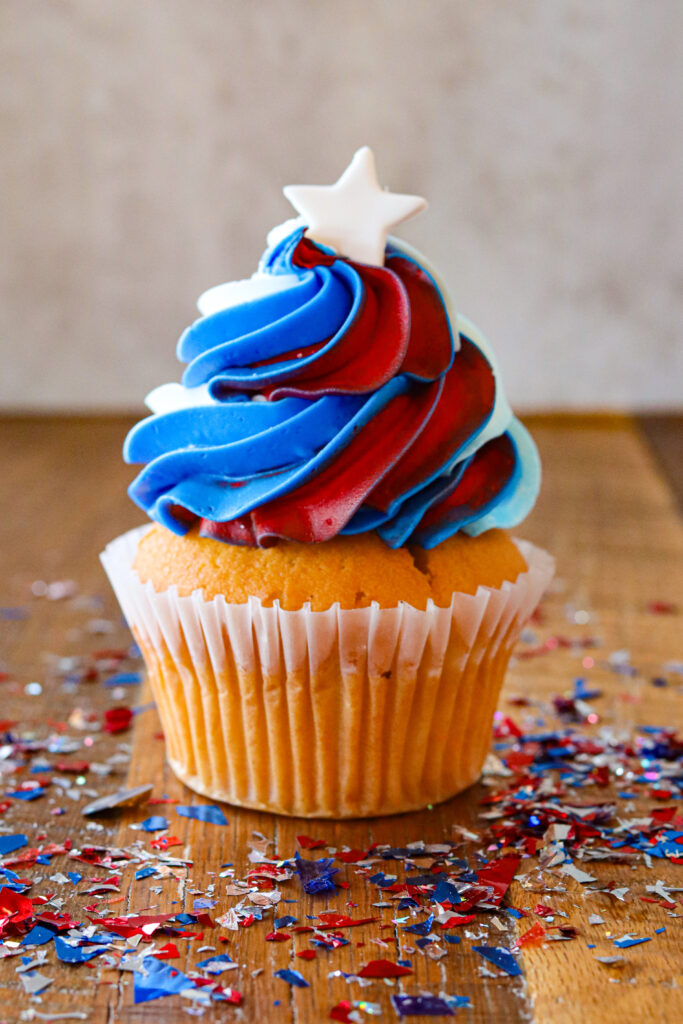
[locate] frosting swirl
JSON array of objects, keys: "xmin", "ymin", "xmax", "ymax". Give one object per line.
[{"xmin": 125, "ymin": 229, "xmax": 540, "ymax": 548}]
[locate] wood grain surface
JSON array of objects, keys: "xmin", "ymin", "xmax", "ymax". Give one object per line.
[{"xmin": 0, "ymin": 414, "xmax": 681, "ymax": 1024}]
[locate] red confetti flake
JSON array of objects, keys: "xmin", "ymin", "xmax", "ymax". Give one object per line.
[
  {"xmin": 195, "ymin": 914, "xmax": 214, "ymax": 929},
  {"xmin": 515, "ymin": 921, "xmax": 547, "ymax": 948},
  {"xmin": 0, "ymin": 801, "xmax": 11, "ymax": 814},
  {"xmin": 55, "ymin": 760, "xmax": 90, "ymax": 773},
  {"xmin": 493, "ymin": 715, "xmax": 523, "ymax": 739},
  {"xmin": 92, "ymin": 647, "xmax": 129, "ymax": 660},
  {"xmin": 317, "ymin": 912, "xmax": 379, "ymax": 930},
  {"xmin": 265, "ymin": 932, "xmax": 291, "ymax": 942},
  {"xmin": 150, "ymin": 835, "xmax": 183, "ymax": 850},
  {"xmin": 440, "ymin": 913, "xmax": 476, "ymax": 928},
  {"xmin": 297, "ymin": 834, "xmax": 327, "ymax": 850},
  {"xmin": 335, "ymin": 848, "xmax": 371, "ymax": 863},
  {"xmin": 147, "ymin": 797, "xmax": 179, "ymax": 805},
  {"xmin": 239, "ymin": 914, "xmax": 256, "ymax": 928},
  {"xmin": 153, "ymin": 943, "xmax": 180, "ymax": 959},
  {"xmin": 647, "ymin": 600, "xmax": 677, "ymax": 614},
  {"xmin": 296, "ymin": 949, "xmax": 316, "ymax": 960},
  {"xmin": 0, "ymin": 887, "xmax": 34, "ymax": 937},
  {"xmin": 358, "ymin": 959, "xmax": 413, "ymax": 979},
  {"xmin": 504, "ymin": 750, "xmax": 536, "ymax": 770},
  {"xmin": 104, "ymin": 707, "xmax": 133, "ymax": 734},
  {"xmin": 218, "ymin": 988, "xmax": 242, "ymax": 1006},
  {"xmin": 590, "ymin": 765, "xmax": 610, "ymax": 788},
  {"xmin": 533, "ymin": 904, "xmax": 555, "ymax": 918},
  {"xmin": 35, "ymin": 910, "xmax": 80, "ymax": 931},
  {"xmin": 330, "ymin": 1002, "xmax": 355, "ymax": 1023},
  {"xmin": 94, "ymin": 912, "xmax": 177, "ymax": 938}
]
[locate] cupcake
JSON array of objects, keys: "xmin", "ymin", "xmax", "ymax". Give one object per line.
[{"xmin": 102, "ymin": 147, "xmax": 553, "ymax": 818}]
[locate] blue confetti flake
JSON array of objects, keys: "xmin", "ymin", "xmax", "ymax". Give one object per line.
[
  {"xmin": 614, "ymin": 935, "xmax": 652, "ymax": 949},
  {"xmin": 403, "ymin": 913, "xmax": 435, "ymax": 936},
  {"xmin": 432, "ymin": 878, "xmax": 462, "ymax": 905},
  {"xmin": 134, "ymin": 956, "xmax": 193, "ymax": 1003},
  {"xmin": 7, "ymin": 788, "xmax": 45, "ymax": 801},
  {"xmin": 274, "ymin": 968, "xmax": 309, "ymax": 988},
  {"xmin": 135, "ymin": 866, "xmax": 157, "ymax": 881},
  {"xmin": 444, "ymin": 934, "xmax": 462, "ymax": 944},
  {"xmin": 66, "ymin": 872, "xmax": 81, "ymax": 885},
  {"xmin": 294, "ymin": 851, "xmax": 338, "ymax": 895},
  {"xmin": 54, "ymin": 936, "xmax": 109, "ymax": 963},
  {"xmin": 368, "ymin": 871, "xmax": 397, "ymax": 888},
  {"xmin": 104, "ymin": 672, "xmax": 142, "ymax": 687},
  {"xmin": 197, "ymin": 953, "xmax": 234, "ymax": 974},
  {"xmin": 193, "ymin": 898, "xmax": 217, "ymax": 910},
  {"xmin": 391, "ymin": 993, "xmax": 454, "ymax": 1017},
  {"xmin": 0, "ymin": 835, "xmax": 28, "ymax": 856},
  {"xmin": 176, "ymin": 804, "xmax": 228, "ymax": 826},
  {"xmin": 573, "ymin": 677, "xmax": 601, "ymax": 701},
  {"xmin": 0, "ymin": 607, "xmax": 28, "ymax": 620},
  {"xmin": 472, "ymin": 945, "xmax": 522, "ymax": 976},
  {"xmin": 311, "ymin": 934, "xmax": 349, "ymax": 949},
  {"xmin": 139, "ymin": 816, "xmax": 170, "ymax": 832},
  {"xmin": 274, "ymin": 915, "xmax": 297, "ymax": 929},
  {"xmin": 21, "ymin": 925, "xmax": 56, "ymax": 946}
]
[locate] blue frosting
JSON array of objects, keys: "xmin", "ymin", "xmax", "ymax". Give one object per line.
[{"xmin": 124, "ymin": 229, "xmax": 541, "ymax": 548}]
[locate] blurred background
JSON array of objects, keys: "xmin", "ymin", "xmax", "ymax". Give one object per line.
[{"xmin": 1, "ymin": 0, "xmax": 681, "ymax": 413}]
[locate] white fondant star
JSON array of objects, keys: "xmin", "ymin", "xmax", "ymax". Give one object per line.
[{"xmin": 283, "ymin": 147, "xmax": 427, "ymax": 267}]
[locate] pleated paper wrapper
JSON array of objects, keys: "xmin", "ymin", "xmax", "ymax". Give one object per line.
[{"xmin": 101, "ymin": 526, "xmax": 554, "ymax": 819}]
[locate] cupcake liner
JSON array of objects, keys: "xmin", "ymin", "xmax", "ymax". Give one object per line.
[{"xmin": 101, "ymin": 526, "xmax": 554, "ymax": 818}]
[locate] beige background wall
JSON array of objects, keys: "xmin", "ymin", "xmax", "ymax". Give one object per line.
[{"xmin": 1, "ymin": 0, "xmax": 681, "ymax": 412}]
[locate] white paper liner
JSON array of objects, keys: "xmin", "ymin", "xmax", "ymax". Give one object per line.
[{"xmin": 101, "ymin": 526, "xmax": 554, "ymax": 818}]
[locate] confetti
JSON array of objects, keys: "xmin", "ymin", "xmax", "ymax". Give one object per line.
[
  {"xmin": 82, "ymin": 783, "xmax": 153, "ymax": 816},
  {"xmin": 0, "ymin": 835, "xmax": 28, "ymax": 857},
  {"xmin": 391, "ymin": 994, "xmax": 455, "ymax": 1017},
  {"xmin": 138, "ymin": 816, "xmax": 170, "ymax": 832},
  {"xmin": 103, "ymin": 707, "xmax": 133, "ymax": 733},
  {"xmin": 104, "ymin": 672, "xmax": 142, "ymax": 687},
  {"xmin": 54, "ymin": 937, "xmax": 109, "ymax": 963},
  {"xmin": 613, "ymin": 935, "xmax": 652, "ymax": 949},
  {"xmin": 133, "ymin": 957, "xmax": 193, "ymax": 1003},
  {"xmin": 295, "ymin": 851, "xmax": 339, "ymax": 895},
  {"xmin": 274, "ymin": 967, "xmax": 309, "ymax": 987},
  {"xmin": 358, "ymin": 959, "xmax": 413, "ymax": 979},
  {"xmin": 472, "ymin": 946, "xmax": 522, "ymax": 976},
  {"xmin": 297, "ymin": 834, "xmax": 327, "ymax": 850},
  {"xmin": 176, "ymin": 804, "xmax": 228, "ymax": 826},
  {"xmin": 196, "ymin": 953, "xmax": 235, "ymax": 974},
  {"xmin": 19, "ymin": 971, "xmax": 54, "ymax": 996}
]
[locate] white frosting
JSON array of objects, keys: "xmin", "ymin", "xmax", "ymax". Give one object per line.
[
  {"xmin": 145, "ymin": 382, "xmax": 216, "ymax": 415},
  {"xmin": 265, "ymin": 216, "xmax": 307, "ymax": 254},
  {"xmin": 197, "ymin": 271, "xmax": 301, "ymax": 317}
]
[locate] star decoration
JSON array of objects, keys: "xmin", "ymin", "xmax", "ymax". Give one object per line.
[{"xmin": 283, "ymin": 147, "xmax": 427, "ymax": 267}]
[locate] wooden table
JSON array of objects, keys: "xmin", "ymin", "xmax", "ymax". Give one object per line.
[{"xmin": 0, "ymin": 414, "xmax": 681, "ymax": 1024}]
